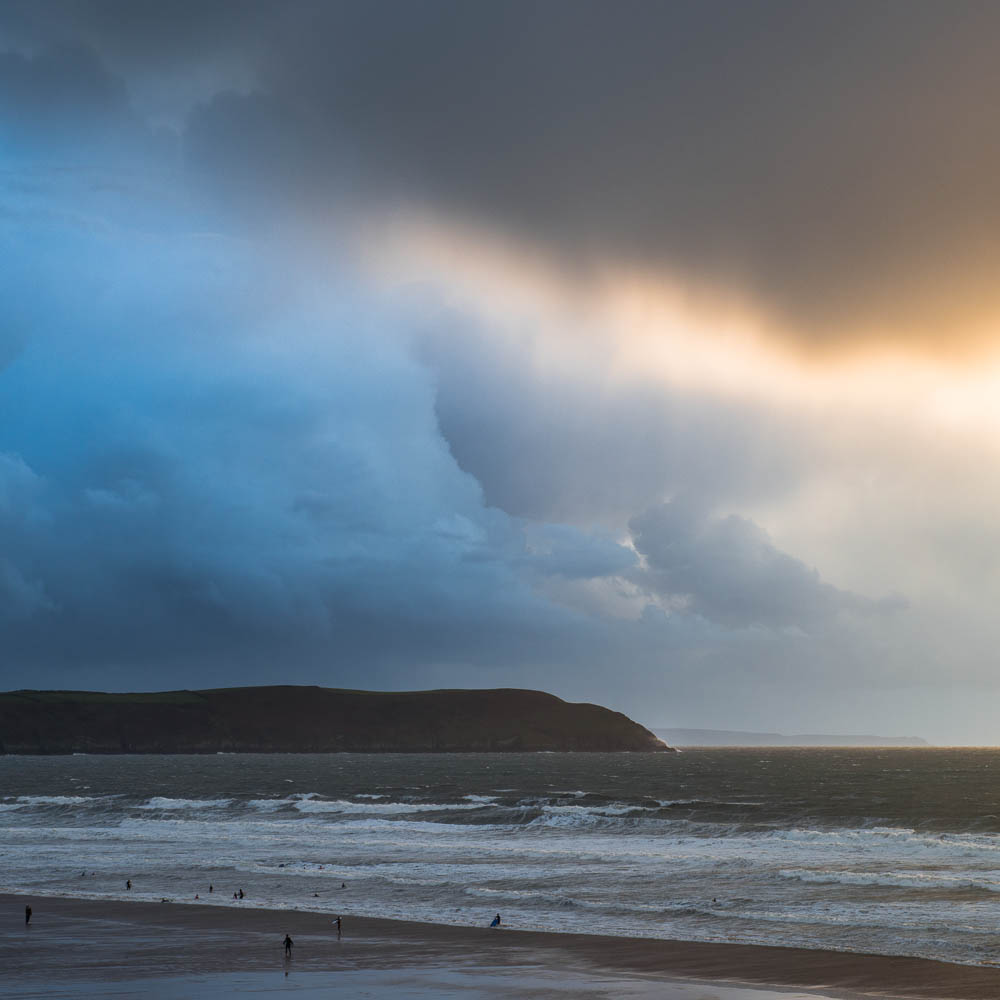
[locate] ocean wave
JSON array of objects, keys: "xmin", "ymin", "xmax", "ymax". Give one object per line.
[
  {"xmin": 238, "ymin": 793, "xmax": 497, "ymax": 815},
  {"xmin": 138, "ymin": 797, "xmax": 233, "ymax": 810},
  {"xmin": 246, "ymin": 798, "xmax": 293, "ymax": 811},
  {"xmin": 14, "ymin": 795, "xmax": 99, "ymax": 806},
  {"xmin": 656, "ymin": 799, "xmax": 764, "ymax": 809},
  {"xmin": 290, "ymin": 797, "xmax": 488, "ymax": 815},
  {"xmin": 760, "ymin": 826, "xmax": 1000, "ymax": 855},
  {"xmin": 779, "ymin": 867, "xmax": 1000, "ymax": 892},
  {"xmin": 524, "ymin": 804, "xmax": 658, "ymax": 829}
]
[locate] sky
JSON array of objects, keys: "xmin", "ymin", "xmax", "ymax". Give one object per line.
[{"xmin": 3, "ymin": 2, "xmax": 1000, "ymax": 743}]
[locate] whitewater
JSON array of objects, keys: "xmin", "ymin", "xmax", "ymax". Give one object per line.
[{"xmin": 3, "ymin": 749, "xmax": 1000, "ymax": 967}]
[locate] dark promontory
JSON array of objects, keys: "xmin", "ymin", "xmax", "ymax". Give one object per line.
[{"xmin": 0, "ymin": 686, "xmax": 672, "ymax": 754}]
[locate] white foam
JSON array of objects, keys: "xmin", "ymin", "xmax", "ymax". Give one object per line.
[
  {"xmin": 14, "ymin": 795, "xmax": 97, "ymax": 806},
  {"xmin": 779, "ymin": 867, "xmax": 1000, "ymax": 892},
  {"xmin": 290, "ymin": 797, "xmax": 489, "ymax": 815},
  {"xmin": 138, "ymin": 797, "xmax": 232, "ymax": 810}
]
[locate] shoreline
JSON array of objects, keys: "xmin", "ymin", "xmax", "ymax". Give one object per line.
[{"xmin": 8, "ymin": 893, "xmax": 1000, "ymax": 999}]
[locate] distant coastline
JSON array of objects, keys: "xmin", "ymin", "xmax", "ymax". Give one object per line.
[
  {"xmin": 655, "ymin": 727, "xmax": 929, "ymax": 747},
  {"xmin": 0, "ymin": 686, "xmax": 673, "ymax": 754}
]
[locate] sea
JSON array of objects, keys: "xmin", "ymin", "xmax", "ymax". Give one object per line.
[{"xmin": 3, "ymin": 748, "xmax": 1000, "ymax": 967}]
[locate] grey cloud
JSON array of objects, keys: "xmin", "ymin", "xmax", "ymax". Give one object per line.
[
  {"xmin": 629, "ymin": 499, "xmax": 904, "ymax": 630},
  {"xmin": 0, "ymin": 558, "xmax": 54, "ymax": 622},
  {"xmin": 11, "ymin": 1, "xmax": 1000, "ymax": 346},
  {"xmin": 520, "ymin": 524, "xmax": 636, "ymax": 580},
  {"xmin": 182, "ymin": 90, "xmax": 349, "ymax": 222},
  {"xmin": 0, "ymin": 44, "xmax": 171, "ymax": 165},
  {"xmin": 417, "ymin": 313, "xmax": 812, "ymax": 525},
  {"xmin": 0, "ymin": 451, "xmax": 41, "ymax": 512}
]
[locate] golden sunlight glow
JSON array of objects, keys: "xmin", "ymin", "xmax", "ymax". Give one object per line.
[{"xmin": 358, "ymin": 210, "xmax": 1000, "ymax": 438}]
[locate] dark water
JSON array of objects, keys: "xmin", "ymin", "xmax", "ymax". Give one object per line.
[{"xmin": 4, "ymin": 749, "xmax": 1000, "ymax": 965}]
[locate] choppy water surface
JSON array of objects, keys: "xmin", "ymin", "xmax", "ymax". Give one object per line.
[{"xmin": 4, "ymin": 749, "xmax": 1000, "ymax": 966}]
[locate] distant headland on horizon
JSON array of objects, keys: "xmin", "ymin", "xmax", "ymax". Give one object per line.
[{"xmin": 655, "ymin": 727, "xmax": 929, "ymax": 747}]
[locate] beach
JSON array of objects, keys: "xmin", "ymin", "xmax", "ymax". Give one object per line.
[{"xmin": 7, "ymin": 893, "xmax": 1000, "ymax": 999}]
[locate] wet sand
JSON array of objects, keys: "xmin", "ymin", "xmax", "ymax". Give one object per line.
[{"xmin": 6, "ymin": 893, "xmax": 1000, "ymax": 999}]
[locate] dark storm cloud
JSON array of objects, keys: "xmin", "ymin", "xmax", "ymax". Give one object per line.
[
  {"xmin": 9, "ymin": 1, "xmax": 1000, "ymax": 347},
  {"xmin": 0, "ymin": 44, "xmax": 170, "ymax": 165},
  {"xmin": 0, "ymin": 118, "xmax": 640, "ymax": 693}
]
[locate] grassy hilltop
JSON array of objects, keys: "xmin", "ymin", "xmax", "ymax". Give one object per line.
[{"xmin": 0, "ymin": 686, "xmax": 672, "ymax": 754}]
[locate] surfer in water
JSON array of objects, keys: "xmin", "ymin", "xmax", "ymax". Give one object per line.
[{"xmin": 489, "ymin": 913, "xmax": 501, "ymax": 927}]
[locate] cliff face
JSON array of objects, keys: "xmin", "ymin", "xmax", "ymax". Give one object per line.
[{"xmin": 0, "ymin": 686, "xmax": 673, "ymax": 754}]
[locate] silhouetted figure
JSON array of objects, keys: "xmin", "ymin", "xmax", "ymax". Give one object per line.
[
  {"xmin": 284, "ymin": 934, "xmax": 293, "ymax": 957},
  {"xmin": 335, "ymin": 916, "xmax": 342, "ymax": 937},
  {"xmin": 490, "ymin": 913, "xmax": 501, "ymax": 927},
  {"xmin": 126, "ymin": 879, "xmax": 132, "ymax": 891},
  {"xmin": 238, "ymin": 888, "xmax": 244, "ymax": 899},
  {"xmin": 340, "ymin": 882, "xmax": 346, "ymax": 889},
  {"xmin": 25, "ymin": 905, "xmax": 32, "ymax": 926},
  {"xmin": 234, "ymin": 892, "xmax": 238, "ymax": 900},
  {"xmin": 209, "ymin": 884, "xmax": 213, "ymax": 893}
]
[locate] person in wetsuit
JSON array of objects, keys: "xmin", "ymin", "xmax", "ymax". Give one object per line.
[{"xmin": 284, "ymin": 934, "xmax": 293, "ymax": 957}]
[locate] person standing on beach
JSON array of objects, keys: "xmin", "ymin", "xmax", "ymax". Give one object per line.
[
  {"xmin": 239, "ymin": 888, "xmax": 244, "ymax": 899},
  {"xmin": 335, "ymin": 916, "xmax": 342, "ymax": 937},
  {"xmin": 25, "ymin": 905, "xmax": 32, "ymax": 926},
  {"xmin": 284, "ymin": 934, "xmax": 293, "ymax": 957},
  {"xmin": 126, "ymin": 879, "xmax": 131, "ymax": 890}
]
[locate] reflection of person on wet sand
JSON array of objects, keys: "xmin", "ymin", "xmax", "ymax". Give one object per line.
[{"xmin": 284, "ymin": 934, "xmax": 293, "ymax": 957}]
